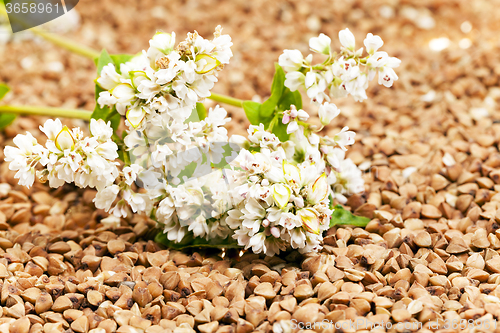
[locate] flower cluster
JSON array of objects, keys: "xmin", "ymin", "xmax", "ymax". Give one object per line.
[
  {"xmin": 96, "ymin": 26, "xmax": 232, "ymax": 130},
  {"xmin": 4, "ymin": 118, "xmax": 119, "ymax": 190},
  {"xmin": 279, "ymin": 28, "xmax": 401, "ymax": 102},
  {"xmin": 220, "ymin": 101, "xmax": 363, "ymax": 255}
]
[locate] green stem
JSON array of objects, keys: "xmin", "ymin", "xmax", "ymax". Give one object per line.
[
  {"xmin": 0, "ymin": 105, "xmax": 92, "ymax": 120},
  {"xmin": 30, "ymin": 27, "xmax": 100, "ymax": 60},
  {"xmin": 0, "ymin": 6, "xmax": 99, "ymax": 60},
  {"xmin": 208, "ymin": 93, "xmax": 243, "ymax": 108}
]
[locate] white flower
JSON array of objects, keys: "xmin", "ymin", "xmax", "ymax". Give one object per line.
[
  {"xmin": 363, "ymin": 33, "xmax": 383, "ymax": 54},
  {"xmin": 247, "ymin": 232, "xmax": 266, "ymax": 254},
  {"xmin": 90, "ymin": 119, "xmax": 114, "ymax": 142},
  {"xmin": 318, "ymin": 102, "xmax": 340, "ymax": 126},
  {"xmin": 309, "ymin": 33, "xmax": 331, "ymax": 55},
  {"xmin": 284, "ymin": 72, "xmax": 305, "ymax": 92},
  {"xmin": 334, "ymin": 126, "xmax": 356, "ymax": 150},
  {"xmin": 278, "ymin": 50, "xmax": 304, "ymax": 72},
  {"xmin": 97, "ymin": 91, "xmax": 117, "ymax": 109},
  {"xmin": 286, "ymin": 121, "xmax": 299, "ymax": 134},
  {"xmin": 304, "ymin": 72, "xmax": 327, "ymax": 103},
  {"xmin": 147, "ymin": 32, "xmax": 176, "ymax": 68},
  {"xmin": 123, "ymin": 190, "xmax": 148, "ymax": 213},
  {"xmin": 123, "ymin": 164, "xmax": 143, "ymax": 186},
  {"xmin": 97, "ymin": 64, "xmax": 121, "ymax": 90},
  {"xmin": 378, "ymin": 66, "xmax": 399, "ymax": 88},
  {"xmin": 156, "ymin": 196, "xmax": 175, "ymax": 224},
  {"xmin": 339, "ymin": 28, "xmax": 355, "ymax": 51},
  {"xmin": 94, "ymin": 185, "xmax": 120, "ymax": 211},
  {"xmin": 39, "ymin": 118, "xmax": 62, "ymax": 141}
]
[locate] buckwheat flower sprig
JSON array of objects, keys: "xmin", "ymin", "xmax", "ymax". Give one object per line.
[
  {"xmin": 279, "ymin": 28, "xmax": 401, "ymax": 103},
  {"xmin": 2, "ymin": 25, "xmax": 392, "ymax": 256},
  {"xmin": 4, "ymin": 118, "xmax": 119, "ymax": 190}
]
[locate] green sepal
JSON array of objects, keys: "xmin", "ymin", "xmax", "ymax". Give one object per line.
[
  {"xmin": 330, "ymin": 204, "xmax": 371, "ymax": 228},
  {"xmin": 155, "ymin": 231, "xmax": 241, "ymax": 250}
]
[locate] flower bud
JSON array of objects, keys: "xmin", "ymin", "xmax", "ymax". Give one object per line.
[
  {"xmin": 272, "ymin": 183, "xmax": 291, "ymax": 209},
  {"xmin": 282, "ymin": 113, "xmax": 291, "ymax": 125},
  {"xmin": 339, "ymin": 28, "xmax": 355, "ymax": 51},
  {"xmin": 151, "ymin": 32, "xmax": 175, "ymax": 52},
  {"xmin": 309, "ymin": 33, "xmax": 332, "ymax": 55},
  {"xmin": 262, "ymin": 219, "xmax": 270, "ymax": 227},
  {"xmin": 55, "ymin": 126, "xmax": 75, "ymax": 151},
  {"xmin": 270, "ymin": 227, "xmax": 280, "ymax": 238},
  {"xmin": 195, "ymin": 54, "xmax": 221, "ymax": 74},
  {"xmin": 111, "ymin": 83, "xmax": 136, "ymax": 104},
  {"xmin": 126, "ymin": 106, "xmax": 146, "ymax": 129},
  {"xmin": 297, "ymin": 208, "xmax": 320, "ymax": 235},
  {"xmin": 250, "ymin": 175, "xmax": 259, "ymax": 183},
  {"xmin": 293, "ymin": 196, "xmax": 304, "ymax": 208},
  {"xmin": 307, "ymin": 173, "xmax": 329, "ymax": 204},
  {"xmin": 283, "ymin": 160, "xmax": 301, "ymax": 187},
  {"xmin": 130, "ymin": 71, "xmax": 148, "ymax": 89},
  {"xmin": 296, "ymin": 109, "xmax": 309, "ymax": 121},
  {"xmin": 364, "ymin": 33, "xmax": 384, "ymax": 54}
]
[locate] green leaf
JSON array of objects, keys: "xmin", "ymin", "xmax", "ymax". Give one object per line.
[
  {"xmin": 196, "ymin": 102, "xmax": 207, "ymax": 120},
  {"xmin": 0, "ymin": 113, "xmax": 16, "ymax": 130},
  {"xmin": 260, "ymin": 63, "xmax": 286, "ymax": 118},
  {"xmin": 330, "ymin": 204, "xmax": 371, "ymax": 228},
  {"xmin": 0, "ymin": 83, "xmax": 9, "ymax": 100},
  {"xmin": 155, "ymin": 231, "xmax": 240, "ymax": 250},
  {"xmin": 95, "ymin": 49, "xmax": 113, "ymax": 75},
  {"xmin": 271, "ymin": 121, "xmax": 290, "ymax": 142},
  {"xmin": 0, "ymin": 83, "xmax": 15, "ymax": 130},
  {"xmin": 243, "ymin": 101, "xmax": 261, "ymax": 125},
  {"xmin": 278, "ymin": 89, "xmax": 302, "ymax": 111}
]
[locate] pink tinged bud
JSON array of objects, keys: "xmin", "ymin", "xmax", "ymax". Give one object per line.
[
  {"xmin": 262, "ymin": 219, "xmax": 270, "ymax": 227},
  {"xmin": 261, "ymin": 179, "xmax": 269, "ymax": 186},
  {"xmin": 293, "ymin": 196, "xmax": 304, "ymax": 208},
  {"xmin": 282, "ymin": 114, "xmax": 290, "ymax": 124},
  {"xmin": 290, "ymin": 108, "xmax": 298, "ymax": 118},
  {"xmin": 270, "ymin": 227, "xmax": 280, "ymax": 238}
]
